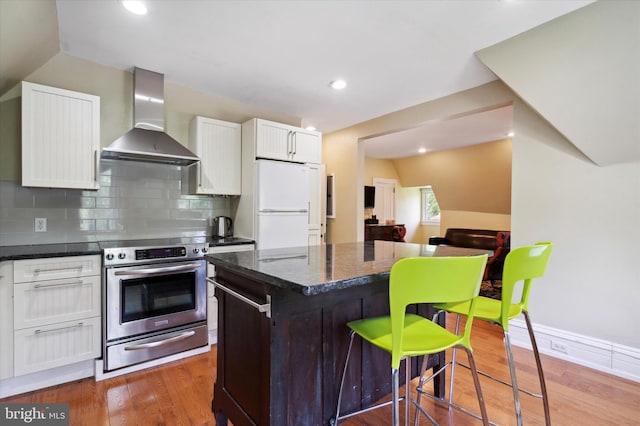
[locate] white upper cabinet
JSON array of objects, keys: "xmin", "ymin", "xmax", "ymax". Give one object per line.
[
  {"xmin": 21, "ymin": 82, "xmax": 100, "ymax": 190},
  {"xmin": 249, "ymin": 118, "xmax": 322, "ymax": 164},
  {"xmin": 185, "ymin": 116, "xmax": 241, "ymax": 196}
]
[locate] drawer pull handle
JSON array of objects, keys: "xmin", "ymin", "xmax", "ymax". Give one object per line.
[
  {"xmin": 124, "ymin": 330, "xmax": 196, "ymax": 350},
  {"xmin": 35, "ymin": 322, "xmax": 84, "ymax": 334},
  {"xmin": 207, "ymin": 278, "xmax": 271, "ymax": 318},
  {"xmin": 34, "ymin": 280, "xmax": 84, "ymax": 289},
  {"xmin": 33, "ymin": 266, "xmax": 83, "ymax": 273}
]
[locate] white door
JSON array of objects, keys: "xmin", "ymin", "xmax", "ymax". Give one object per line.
[{"xmin": 373, "ymin": 178, "xmax": 396, "ymax": 223}]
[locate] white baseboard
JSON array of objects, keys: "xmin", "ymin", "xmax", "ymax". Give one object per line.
[
  {"xmin": 0, "ymin": 360, "xmax": 95, "ymax": 398},
  {"xmin": 508, "ymin": 318, "xmax": 640, "ymax": 383}
]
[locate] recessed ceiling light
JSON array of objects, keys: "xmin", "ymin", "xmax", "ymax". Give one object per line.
[
  {"xmin": 418, "ymin": 147, "xmax": 427, "ymax": 154},
  {"xmin": 507, "ymin": 131, "xmax": 515, "ymax": 137},
  {"xmin": 122, "ymin": 1, "xmax": 147, "ymax": 15},
  {"xmin": 305, "ymin": 126, "xmax": 316, "ymax": 131},
  {"xmin": 330, "ymin": 80, "xmax": 347, "ymax": 90}
]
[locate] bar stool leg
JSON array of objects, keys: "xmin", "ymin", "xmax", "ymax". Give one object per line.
[
  {"xmin": 464, "ymin": 347, "xmax": 490, "ymax": 426},
  {"xmin": 405, "ymin": 357, "xmax": 411, "ymax": 426},
  {"xmin": 523, "ymin": 311, "xmax": 551, "ymax": 425},
  {"xmin": 504, "ymin": 331, "xmax": 523, "ymax": 426},
  {"xmin": 448, "ymin": 315, "xmax": 462, "ymax": 404},
  {"xmin": 392, "ymin": 367, "xmax": 400, "ymax": 426},
  {"xmin": 333, "ymin": 330, "xmax": 356, "ymax": 425}
]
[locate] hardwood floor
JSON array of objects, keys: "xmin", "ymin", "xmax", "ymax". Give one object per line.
[{"xmin": 2, "ymin": 315, "xmax": 639, "ymax": 425}]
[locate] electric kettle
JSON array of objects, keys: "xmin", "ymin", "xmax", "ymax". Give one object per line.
[{"xmin": 212, "ymin": 216, "xmax": 233, "ymax": 238}]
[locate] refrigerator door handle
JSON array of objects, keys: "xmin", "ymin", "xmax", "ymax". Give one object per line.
[{"xmin": 259, "ymin": 209, "xmax": 308, "ymax": 213}]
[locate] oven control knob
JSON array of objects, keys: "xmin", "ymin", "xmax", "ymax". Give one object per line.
[
  {"xmin": 193, "ymin": 248, "xmax": 200, "ymax": 254},
  {"xmin": 105, "ymin": 253, "xmax": 114, "ymax": 261},
  {"xmin": 118, "ymin": 252, "xmax": 126, "ymax": 260},
  {"xmin": 201, "ymin": 247, "xmax": 208, "ymax": 253}
]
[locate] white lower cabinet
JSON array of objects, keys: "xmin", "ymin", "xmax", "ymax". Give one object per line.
[
  {"xmin": 11, "ymin": 255, "xmax": 101, "ymax": 377},
  {"xmin": 0, "ymin": 262, "xmax": 13, "ymax": 381},
  {"xmin": 206, "ymin": 244, "xmax": 255, "ymax": 343},
  {"xmin": 14, "ymin": 317, "xmax": 101, "ymax": 376}
]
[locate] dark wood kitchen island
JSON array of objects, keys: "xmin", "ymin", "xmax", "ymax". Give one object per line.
[{"xmin": 205, "ymin": 241, "xmax": 491, "ymax": 426}]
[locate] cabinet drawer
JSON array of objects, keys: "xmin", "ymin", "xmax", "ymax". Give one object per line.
[
  {"xmin": 13, "ymin": 275, "xmax": 101, "ymax": 330},
  {"xmin": 14, "ymin": 316, "xmax": 101, "ymax": 376},
  {"xmin": 13, "ymin": 255, "xmax": 101, "ymax": 283}
]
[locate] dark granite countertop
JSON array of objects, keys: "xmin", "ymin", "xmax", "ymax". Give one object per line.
[
  {"xmin": 208, "ymin": 237, "xmax": 255, "ymax": 247},
  {"xmin": 0, "ymin": 242, "xmax": 103, "ymax": 261},
  {"xmin": 205, "ymin": 241, "xmax": 491, "ymax": 296},
  {"xmin": 0, "ymin": 237, "xmax": 255, "ymax": 261}
]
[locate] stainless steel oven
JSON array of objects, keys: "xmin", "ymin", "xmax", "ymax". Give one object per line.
[{"xmin": 101, "ymin": 239, "xmax": 209, "ymax": 371}]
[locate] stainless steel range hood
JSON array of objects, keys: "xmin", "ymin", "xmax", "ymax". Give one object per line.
[{"xmin": 102, "ymin": 68, "xmax": 200, "ymax": 166}]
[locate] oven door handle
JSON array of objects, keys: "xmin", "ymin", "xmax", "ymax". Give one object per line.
[
  {"xmin": 123, "ymin": 330, "xmax": 196, "ymax": 350},
  {"xmin": 114, "ymin": 263, "xmax": 203, "ymax": 276}
]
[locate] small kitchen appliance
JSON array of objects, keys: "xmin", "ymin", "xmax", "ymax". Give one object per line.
[{"xmin": 212, "ymin": 216, "xmax": 233, "ymax": 238}]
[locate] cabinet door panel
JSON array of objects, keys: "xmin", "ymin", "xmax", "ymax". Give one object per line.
[
  {"xmin": 291, "ymin": 130, "xmax": 321, "ymax": 164},
  {"xmin": 255, "ymin": 121, "xmax": 290, "ymax": 161},
  {"xmin": 0, "ymin": 262, "xmax": 13, "ymax": 379},
  {"xmin": 22, "ymin": 82, "xmax": 100, "ymax": 190},
  {"xmin": 308, "ymin": 164, "xmax": 322, "ymax": 232},
  {"xmin": 189, "ymin": 117, "xmax": 241, "ymax": 195},
  {"xmin": 14, "ymin": 317, "xmax": 101, "ymax": 376},
  {"xmin": 14, "ymin": 276, "xmax": 101, "ymax": 330}
]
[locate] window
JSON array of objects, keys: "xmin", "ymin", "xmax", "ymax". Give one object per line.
[{"xmin": 420, "ymin": 186, "xmax": 441, "ymax": 225}]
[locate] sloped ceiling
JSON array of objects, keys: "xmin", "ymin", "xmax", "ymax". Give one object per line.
[
  {"xmin": 0, "ymin": 0, "xmax": 59, "ymax": 95},
  {"xmin": 476, "ymin": 1, "xmax": 640, "ymax": 166}
]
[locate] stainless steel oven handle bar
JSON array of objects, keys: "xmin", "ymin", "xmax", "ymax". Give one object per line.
[
  {"xmin": 207, "ymin": 278, "xmax": 271, "ymax": 318},
  {"xmin": 123, "ymin": 330, "xmax": 196, "ymax": 351},
  {"xmin": 113, "ymin": 263, "xmax": 203, "ymax": 276}
]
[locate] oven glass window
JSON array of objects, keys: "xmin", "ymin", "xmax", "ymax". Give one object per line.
[{"xmin": 121, "ymin": 272, "xmax": 196, "ymax": 323}]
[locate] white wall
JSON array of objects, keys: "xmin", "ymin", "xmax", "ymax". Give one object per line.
[{"xmin": 512, "ymin": 101, "xmax": 640, "ymax": 347}]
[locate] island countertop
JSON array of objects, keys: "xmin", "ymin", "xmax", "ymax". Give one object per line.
[{"xmin": 205, "ymin": 240, "xmax": 491, "ymax": 296}]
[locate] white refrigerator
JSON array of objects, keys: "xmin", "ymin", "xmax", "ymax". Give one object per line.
[{"xmin": 255, "ymin": 159, "xmax": 309, "ymax": 250}]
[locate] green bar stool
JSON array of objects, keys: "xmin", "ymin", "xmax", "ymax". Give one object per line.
[
  {"xmin": 430, "ymin": 242, "xmax": 553, "ymax": 426},
  {"xmin": 332, "ymin": 255, "xmax": 490, "ymax": 426}
]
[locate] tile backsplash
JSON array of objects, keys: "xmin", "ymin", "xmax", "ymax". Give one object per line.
[{"xmin": 0, "ymin": 160, "xmax": 230, "ymax": 246}]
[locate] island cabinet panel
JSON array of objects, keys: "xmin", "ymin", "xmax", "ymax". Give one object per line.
[
  {"xmin": 214, "ymin": 269, "xmax": 272, "ymax": 426},
  {"xmin": 212, "ymin": 267, "xmax": 443, "ymax": 426}
]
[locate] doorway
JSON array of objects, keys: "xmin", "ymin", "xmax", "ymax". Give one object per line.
[{"xmin": 373, "ymin": 178, "xmax": 396, "ymax": 223}]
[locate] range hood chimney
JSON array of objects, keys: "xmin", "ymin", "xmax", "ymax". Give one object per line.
[{"xmin": 101, "ymin": 67, "xmax": 200, "ymax": 166}]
